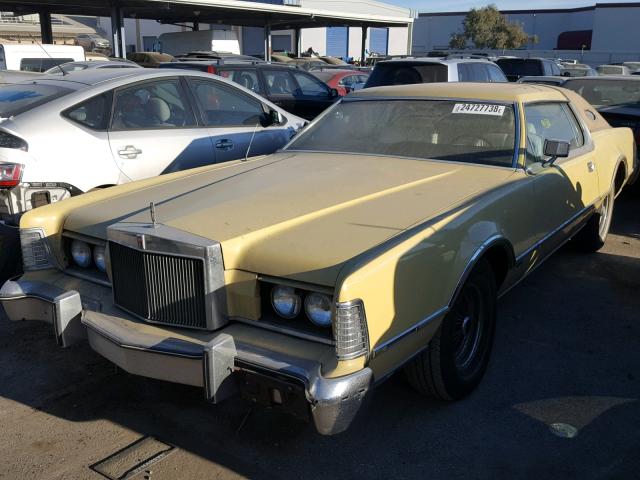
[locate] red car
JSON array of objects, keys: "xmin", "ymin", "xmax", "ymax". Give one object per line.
[{"xmin": 311, "ymin": 69, "xmax": 370, "ymax": 96}]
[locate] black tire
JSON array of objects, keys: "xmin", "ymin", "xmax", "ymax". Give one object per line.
[
  {"xmin": 405, "ymin": 258, "xmax": 497, "ymax": 400},
  {"xmin": 572, "ymin": 188, "xmax": 614, "ymax": 253}
]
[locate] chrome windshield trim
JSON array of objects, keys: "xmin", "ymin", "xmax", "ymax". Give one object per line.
[
  {"xmin": 282, "ymin": 150, "xmax": 518, "ymax": 171},
  {"xmin": 372, "ymin": 306, "xmax": 449, "ymax": 358}
]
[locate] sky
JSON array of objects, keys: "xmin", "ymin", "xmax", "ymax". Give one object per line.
[{"xmin": 390, "ymin": 0, "xmax": 638, "ymax": 12}]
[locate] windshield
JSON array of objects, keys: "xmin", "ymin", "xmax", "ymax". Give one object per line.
[
  {"xmin": 0, "ymin": 84, "xmax": 73, "ymax": 117},
  {"xmin": 563, "ymin": 79, "xmax": 640, "ymax": 107},
  {"xmin": 365, "ymin": 63, "xmax": 447, "ymax": 88},
  {"xmin": 287, "ymin": 99, "xmax": 516, "ymax": 167}
]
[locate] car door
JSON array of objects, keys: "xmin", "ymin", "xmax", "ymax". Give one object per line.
[
  {"xmin": 185, "ymin": 77, "xmax": 293, "ymax": 163},
  {"xmin": 107, "ymin": 77, "xmax": 216, "ymax": 180},
  {"xmin": 261, "ymin": 69, "xmax": 298, "ymax": 116},
  {"xmin": 522, "ymin": 101, "xmax": 599, "ymax": 252},
  {"xmin": 290, "ymin": 70, "xmax": 337, "ymax": 119}
]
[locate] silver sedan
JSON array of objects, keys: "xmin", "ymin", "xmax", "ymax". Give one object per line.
[{"xmin": 0, "ymin": 68, "xmax": 306, "ymax": 225}]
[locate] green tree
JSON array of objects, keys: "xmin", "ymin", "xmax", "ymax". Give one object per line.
[
  {"xmin": 449, "ymin": 4, "xmax": 536, "ymax": 50},
  {"xmin": 449, "ymin": 33, "xmax": 467, "ymax": 49}
]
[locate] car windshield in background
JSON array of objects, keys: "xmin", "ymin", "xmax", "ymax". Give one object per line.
[
  {"xmin": 496, "ymin": 59, "xmax": 543, "ymax": 77},
  {"xmin": 563, "ymin": 79, "xmax": 640, "ymax": 107},
  {"xmin": 365, "ymin": 63, "xmax": 447, "ymax": 87},
  {"xmin": 0, "ymin": 84, "xmax": 73, "ymax": 117},
  {"xmin": 287, "ymin": 99, "xmax": 516, "ymax": 167},
  {"xmin": 20, "ymin": 58, "xmax": 74, "ymax": 73}
]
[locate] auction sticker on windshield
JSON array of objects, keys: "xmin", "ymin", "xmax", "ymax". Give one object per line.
[{"xmin": 452, "ymin": 103, "xmax": 505, "ymax": 116}]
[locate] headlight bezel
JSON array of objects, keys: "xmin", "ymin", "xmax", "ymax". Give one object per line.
[{"xmin": 62, "ymin": 232, "xmax": 110, "ymax": 286}]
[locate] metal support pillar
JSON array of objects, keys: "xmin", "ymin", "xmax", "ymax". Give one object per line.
[
  {"xmin": 264, "ymin": 23, "xmax": 272, "ymax": 61},
  {"xmin": 294, "ymin": 27, "xmax": 301, "ymax": 56},
  {"xmin": 110, "ymin": 4, "xmax": 126, "ymax": 58},
  {"xmin": 360, "ymin": 25, "xmax": 368, "ymax": 65},
  {"xmin": 39, "ymin": 11, "xmax": 53, "ymax": 44}
]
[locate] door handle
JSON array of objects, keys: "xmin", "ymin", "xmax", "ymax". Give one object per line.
[
  {"xmin": 215, "ymin": 139, "xmax": 234, "ymax": 151},
  {"xmin": 117, "ymin": 145, "xmax": 142, "ymax": 159},
  {"xmin": 587, "ymin": 161, "xmax": 596, "ymax": 172}
]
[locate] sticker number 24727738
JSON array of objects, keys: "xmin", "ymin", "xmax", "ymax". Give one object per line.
[{"xmin": 452, "ymin": 103, "xmax": 506, "ymax": 116}]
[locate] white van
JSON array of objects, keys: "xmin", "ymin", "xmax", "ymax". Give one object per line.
[{"xmin": 0, "ymin": 44, "xmax": 85, "ymax": 72}]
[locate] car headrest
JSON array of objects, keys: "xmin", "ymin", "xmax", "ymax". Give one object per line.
[{"xmin": 148, "ymin": 97, "xmax": 170, "ymax": 122}]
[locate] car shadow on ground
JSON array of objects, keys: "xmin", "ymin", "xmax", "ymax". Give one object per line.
[{"xmin": 0, "ymin": 197, "xmax": 639, "ymax": 478}]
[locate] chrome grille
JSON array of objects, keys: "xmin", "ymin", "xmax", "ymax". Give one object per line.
[{"xmin": 109, "ymin": 241, "xmax": 207, "ymax": 329}]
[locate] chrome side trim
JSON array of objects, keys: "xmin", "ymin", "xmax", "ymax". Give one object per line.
[
  {"xmin": 372, "ymin": 305, "xmax": 449, "ymax": 358},
  {"xmin": 371, "ymin": 235, "xmax": 512, "ymax": 358},
  {"xmin": 515, "ymin": 204, "xmax": 594, "ymax": 264},
  {"xmin": 448, "ymin": 234, "xmax": 514, "ymax": 307}
]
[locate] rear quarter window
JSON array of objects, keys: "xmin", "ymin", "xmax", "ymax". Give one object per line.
[{"xmin": 0, "ymin": 83, "xmax": 73, "ymax": 117}]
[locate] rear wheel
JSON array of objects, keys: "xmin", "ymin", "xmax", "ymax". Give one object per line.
[
  {"xmin": 405, "ymin": 259, "xmax": 497, "ymax": 400},
  {"xmin": 572, "ymin": 188, "xmax": 614, "ymax": 253}
]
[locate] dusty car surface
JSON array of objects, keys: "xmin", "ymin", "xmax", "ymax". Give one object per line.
[{"xmin": 0, "ymin": 83, "xmax": 636, "ymax": 435}]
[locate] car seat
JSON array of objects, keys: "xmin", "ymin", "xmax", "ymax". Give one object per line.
[
  {"xmin": 147, "ymin": 97, "xmax": 172, "ymax": 126},
  {"xmin": 237, "ymin": 73, "xmax": 255, "ymax": 91},
  {"xmin": 271, "ymin": 75, "xmax": 290, "ymax": 94}
]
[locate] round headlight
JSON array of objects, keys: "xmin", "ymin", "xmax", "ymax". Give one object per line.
[
  {"xmin": 70, "ymin": 240, "xmax": 92, "ymax": 268},
  {"xmin": 271, "ymin": 285, "xmax": 301, "ymax": 319},
  {"xmin": 93, "ymin": 245, "xmax": 106, "ymax": 272},
  {"xmin": 304, "ymin": 293, "xmax": 332, "ymax": 327}
]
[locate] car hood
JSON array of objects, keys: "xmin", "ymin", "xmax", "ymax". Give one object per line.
[{"xmin": 65, "ymin": 152, "xmax": 514, "ymax": 286}]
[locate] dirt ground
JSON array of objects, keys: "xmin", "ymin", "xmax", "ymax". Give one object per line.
[{"xmin": 1, "ymin": 194, "xmax": 639, "ymax": 480}]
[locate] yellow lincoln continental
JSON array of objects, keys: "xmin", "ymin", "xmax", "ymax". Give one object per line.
[{"xmin": 1, "ymin": 83, "xmax": 636, "ymax": 435}]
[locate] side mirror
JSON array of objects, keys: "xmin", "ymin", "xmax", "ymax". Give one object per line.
[
  {"xmin": 542, "ymin": 139, "xmax": 570, "ymax": 165},
  {"xmin": 329, "ymin": 88, "xmax": 339, "ymax": 98},
  {"xmin": 263, "ymin": 108, "xmax": 283, "ymax": 127}
]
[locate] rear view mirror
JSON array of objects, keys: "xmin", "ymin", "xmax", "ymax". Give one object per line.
[{"xmin": 542, "ymin": 139, "xmax": 570, "ymax": 165}]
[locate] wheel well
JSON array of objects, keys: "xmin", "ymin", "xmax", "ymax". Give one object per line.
[
  {"xmin": 614, "ymin": 163, "xmax": 627, "ymax": 196},
  {"xmin": 483, "ymin": 245, "xmax": 511, "ymax": 290}
]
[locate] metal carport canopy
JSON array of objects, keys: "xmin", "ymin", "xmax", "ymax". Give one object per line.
[{"xmin": 3, "ymin": 0, "xmax": 414, "ymax": 29}]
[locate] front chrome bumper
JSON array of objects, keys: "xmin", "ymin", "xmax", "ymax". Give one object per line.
[{"xmin": 0, "ymin": 274, "xmax": 372, "ymax": 435}]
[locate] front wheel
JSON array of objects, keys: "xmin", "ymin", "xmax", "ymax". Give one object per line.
[
  {"xmin": 572, "ymin": 189, "xmax": 614, "ymax": 253},
  {"xmin": 405, "ymin": 259, "xmax": 497, "ymax": 400}
]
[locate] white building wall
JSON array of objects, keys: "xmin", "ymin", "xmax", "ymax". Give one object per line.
[
  {"xmin": 300, "ymin": 27, "xmax": 326, "ymax": 55},
  {"xmin": 387, "ymin": 26, "xmax": 408, "ymax": 55},
  {"xmin": 347, "ymin": 27, "xmax": 363, "ymax": 58}
]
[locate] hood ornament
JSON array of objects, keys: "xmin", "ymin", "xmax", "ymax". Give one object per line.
[{"xmin": 149, "ymin": 201, "xmax": 157, "ymax": 228}]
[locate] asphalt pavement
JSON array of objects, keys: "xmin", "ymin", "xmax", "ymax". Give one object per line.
[{"xmin": 0, "ymin": 193, "xmax": 639, "ymax": 480}]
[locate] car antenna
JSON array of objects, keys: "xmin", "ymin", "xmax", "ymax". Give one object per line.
[
  {"xmin": 244, "ymin": 121, "xmax": 260, "ymax": 162},
  {"xmin": 28, "ymin": 33, "xmax": 67, "ymax": 76}
]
